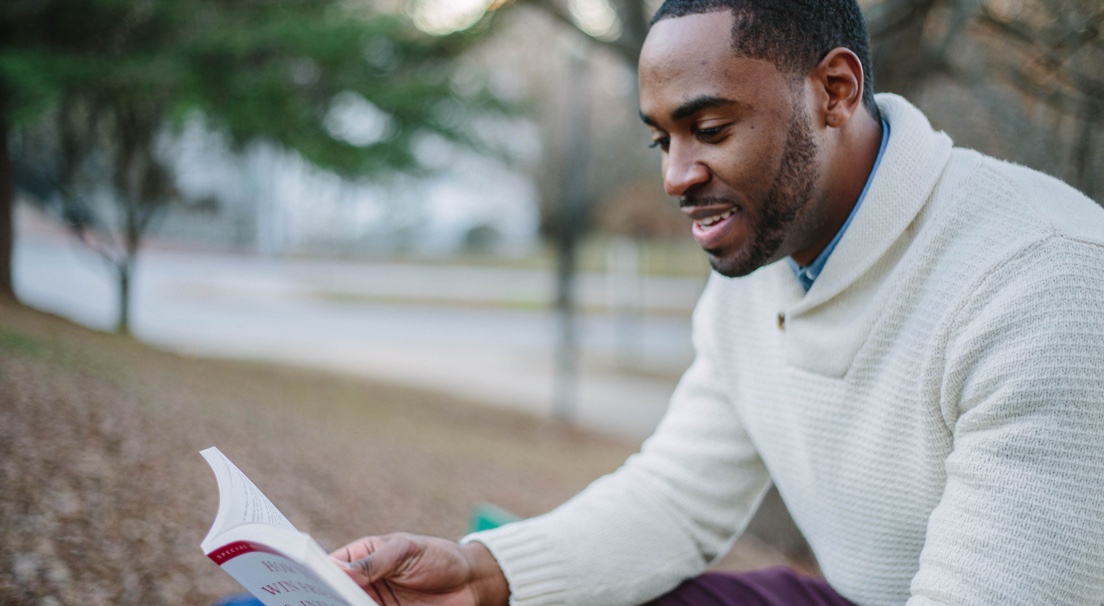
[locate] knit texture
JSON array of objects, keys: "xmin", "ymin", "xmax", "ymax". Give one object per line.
[{"xmin": 466, "ymin": 95, "xmax": 1104, "ymax": 606}]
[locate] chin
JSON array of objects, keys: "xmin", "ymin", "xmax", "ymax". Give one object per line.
[
  {"xmin": 706, "ymin": 239, "xmax": 786, "ymax": 278},
  {"xmin": 707, "ymin": 253, "xmax": 759, "ymax": 278}
]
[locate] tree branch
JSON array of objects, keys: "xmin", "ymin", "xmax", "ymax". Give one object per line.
[
  {"xmin": 515, "ymin": 0, "xmax": 644, "ymax": 65},
  {"xmin": 866, "ymin": 0, "xmax": 939, "ymax": 42}
]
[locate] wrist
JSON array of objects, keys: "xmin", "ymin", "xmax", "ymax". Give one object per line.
[{"xmin": 462, "ymin": 541, "xmax": 510, "ymax": 606}]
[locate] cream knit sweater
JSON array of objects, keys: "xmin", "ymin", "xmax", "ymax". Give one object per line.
[{"xmin": 467, "ymin": 95, "xmax": 1104, "ymax": 606}]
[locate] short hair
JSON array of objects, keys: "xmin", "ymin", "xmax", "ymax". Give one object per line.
[{"xmin": 651, "ymin": 0, "xmax": 880, "ymax": 119}]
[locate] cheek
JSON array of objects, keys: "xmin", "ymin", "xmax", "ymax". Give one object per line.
[{"xmin": 711, "ymin": 135, "xmax": 783, "ymax": 192}]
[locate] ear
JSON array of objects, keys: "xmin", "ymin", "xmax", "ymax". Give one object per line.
[{"xmin": 811, "ymin": 47, "xmax": 864, "ymax": 129}]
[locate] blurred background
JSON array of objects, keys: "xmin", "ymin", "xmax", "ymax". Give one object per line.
[
  {"xmin": 5, "ymin": 0, "xmax": 1102, "ymax": 437},
  {"xmin": 1, "ymin": 0, "xmax": 1102, "ymax": 603}
]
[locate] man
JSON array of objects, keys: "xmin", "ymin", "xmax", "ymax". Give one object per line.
[{"xmin": 331, "ymin": 1, "xmax": 1104, "ymax": 604}]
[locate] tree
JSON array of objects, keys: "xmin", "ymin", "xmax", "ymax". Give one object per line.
[
  {"xmin": 515, "ymin": 0, "xmax": 650, "ymax": 63},
  {"xmin": 865, "ymin": 0, "xmax": 1103, "ymax": 202},
  {"xmin": 510, "ymin": 0, "xmax": 1103, "ymax": 206},
  {"xmin": 1, "ymin": 0, "xmax": 503, "ymax": 331},
  {"xmin": 0, "ymin": 84, "xmax": 12, "ymax": 299}
]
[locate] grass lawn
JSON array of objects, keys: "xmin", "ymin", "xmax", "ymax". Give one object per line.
[
  {"xmin": 0, "ymin": 299, "xmax": 640, "ymax": 604},
  {"xmin": 0, "ymin": 298, "xmax": 803, "ymax": 605}
]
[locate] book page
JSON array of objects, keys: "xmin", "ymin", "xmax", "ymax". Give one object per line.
[
  {"xmin": 201, "ymin": 447, "xmax": 296, "ymax": 547},
  {"xmin": 200, "ymin": 449, "xmax": 378, "ymax": 605}
]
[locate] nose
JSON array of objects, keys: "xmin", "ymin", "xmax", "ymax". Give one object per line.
[{"xmin": 663, "ymin": 142, "xmax": 710, "ymax": 197}]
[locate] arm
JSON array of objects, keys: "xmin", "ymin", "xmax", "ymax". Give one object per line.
[
  {"xmin": 465, "ymin": 278, "xmax": 773, "ymax": 605},
  {"xmin": 329, "ymin": 277, "xmax": 770, "ymax": 606},
  {"xmin": 909, "ymin": 238, "xmax": 1104, "ymax": 605},
  {"xmin": 330, "ymin": 533, "xmax": 509, "ymax": 606},
  {"xmin": 326, "ymin": 357, "xmax": 769, "ymax": 606}
]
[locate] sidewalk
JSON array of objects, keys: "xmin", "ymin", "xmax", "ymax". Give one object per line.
[{"xmin": 12, "ymin": 205, "xmax": 706, "ymax": 442}]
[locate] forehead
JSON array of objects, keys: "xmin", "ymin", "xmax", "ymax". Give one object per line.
[{"xmin": 639, "ymin": 11, "xmax": 789, "ymax": 123}]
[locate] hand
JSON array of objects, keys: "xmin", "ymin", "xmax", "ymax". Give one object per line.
[{"xmin": 330, "ymin": 533, "xmax": 509, "ymax": 606}]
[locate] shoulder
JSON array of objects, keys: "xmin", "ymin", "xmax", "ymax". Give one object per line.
[
  {"xmin": 923, "ymin": 147, "xmax": 1104, "ymax": 282},
  {"xmin": 874, "ymin": 93, "xmax": 1104, "ymax": 254},
  {"xmin": 932, "ymin": 159, "xmax": 1104, "ymax": 415},
  {"xmin": 927, "ymin": 149, "xmax": 1104, "ymax": 327},
  {"xmin": 966, "ymin": 151, "xmax": 1104, "ymax": 244}
]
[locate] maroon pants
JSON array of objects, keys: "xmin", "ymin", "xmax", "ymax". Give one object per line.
[{"xmin": 642, "ymin": 568, "xmax": 855, "ymax": 606}]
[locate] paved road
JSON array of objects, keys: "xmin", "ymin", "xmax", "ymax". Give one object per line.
[{"xmin": 12, "ymin": 210, "xmax": 706, "ymax": 442}]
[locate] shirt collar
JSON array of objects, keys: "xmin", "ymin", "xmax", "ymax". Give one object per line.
[{"xmin": 787, "ymin": 118, "xmax": 890, "ymax": 291}]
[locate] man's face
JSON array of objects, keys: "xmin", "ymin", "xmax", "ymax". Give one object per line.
[{"xmin": 639, "ymin": 11, "xmax": 822, "ymax": 277}]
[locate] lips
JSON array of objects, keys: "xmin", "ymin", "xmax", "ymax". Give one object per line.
[{"xmin": 686, "ymin": 203, "xmax": 741, "ymax": 249}]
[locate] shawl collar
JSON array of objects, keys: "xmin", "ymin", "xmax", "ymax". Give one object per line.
[
  {"xmin": 792, "ymin": 94, "xmax": 953, "ymax": 313},
  {"xmin": 777, "ymin": 94, "xmax": 954, "ymax": 377}
]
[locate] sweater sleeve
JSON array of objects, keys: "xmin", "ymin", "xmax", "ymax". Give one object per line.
[
  {"xmin": 908, "ymin": 236, "xmax": 1104, "ymax": 605},
  {"xmin": 463, "ymin": 280, "xmax": 772, "ymax": 606}
]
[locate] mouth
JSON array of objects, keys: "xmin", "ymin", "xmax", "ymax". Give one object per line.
[
  {"xmin": 695, "ymin": 209, "xmax": 735, "ymax": 230},
  {"xmin": 685, "ymin": 203, "xmax": 741, "ymax": 249}
]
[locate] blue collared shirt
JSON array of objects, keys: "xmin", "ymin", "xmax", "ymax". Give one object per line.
[{"xmin": 787, "ymin": 119, "xmax": 890, "ymax": 291}]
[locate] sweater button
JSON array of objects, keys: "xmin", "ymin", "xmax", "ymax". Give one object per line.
[{"xmin": 777, "ymin": 312, "xmax": 786, "ymax": 330}]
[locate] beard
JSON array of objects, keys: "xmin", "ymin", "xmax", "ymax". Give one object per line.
[{"xmin": 701, "ymin": 102, "xmax": 819, "ymax": 278}]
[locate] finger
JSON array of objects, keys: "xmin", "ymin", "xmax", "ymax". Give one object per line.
[
  {"xmin": 343, "ymin": 535, "xmax": 417, "ymax": 586},
  {"xmin": 328, "ymin": 555, "xmax": 389, "ymax": 604},
  {"xmin": 328, "ymin": 536, "xmax": 392, "ymax": 587},
  {"xmin": 330, "ymin": 536, "xmax": 382, "ymax": 563}
]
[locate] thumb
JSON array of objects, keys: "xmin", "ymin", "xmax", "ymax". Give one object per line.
[{"xmin": 332, "ymin": 534, "xmax": 417, "ymax": 587}]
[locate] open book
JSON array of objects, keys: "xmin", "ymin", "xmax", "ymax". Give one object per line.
[{"xmin": 200, "ymin": 447, "xmax": 377, "ymax": 606}]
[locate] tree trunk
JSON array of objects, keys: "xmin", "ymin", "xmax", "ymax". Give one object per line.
[
  {"xmin": 116, "ymin": 261, "xmax": 131, "ymax": 335},
  {"xmin": 552, "ymin": 51, "xmax": 593, "ymax": 424},
  {"xmin": 867, "ymin": 0, "xmax": 943, "ymax": 99},
  {"xmin": 1072, "ymin": 102, "xmax": 1099, "ymax": 203},
  {"xmin": 0, "ymin": 91, "xmax": 14, "ymax": 300},
  {"xmin": 117, "ymin": 200, "xmax": 142, "ymax": 337}
]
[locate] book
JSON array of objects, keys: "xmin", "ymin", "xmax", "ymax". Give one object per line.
[{"xmin": 200, "ymin": 447, "xmax": 377, "ymax": 606}]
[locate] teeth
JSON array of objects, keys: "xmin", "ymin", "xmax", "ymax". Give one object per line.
[{"xmin": 697, "ymin": 210, "xmax": 734, "ymax": 229}]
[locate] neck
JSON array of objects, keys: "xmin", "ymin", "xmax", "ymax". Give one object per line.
[{"xmin": 790, "ymin": 108, "xmax": 883, "ymax": 267}]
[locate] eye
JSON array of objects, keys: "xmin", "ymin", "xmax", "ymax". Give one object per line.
[
  {"xmin": 648, "ymin": 136, "xmax": 670, "ymax": 152},
  {"xmin": 695, "ymin": 125, "xmax": 725, "ymax": 143}
]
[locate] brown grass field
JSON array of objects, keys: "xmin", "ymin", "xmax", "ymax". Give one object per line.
[{"xmin": 0, "ymin": 299, "xmax": 798, "ymax": 605}]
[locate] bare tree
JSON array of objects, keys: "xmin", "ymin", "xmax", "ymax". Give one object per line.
[
  {"xmin": 865, "ymin": 0, "xmax": 1103, "ymax": 202},
  {"xmin": 517, "ymin": 0, "xmax": 651, "ymax": 63},
  {"xmin": 514, "ymin": 0, "xmax": 1102, "ymax": 205},
  {"xmin": 488, "ymin": 2, "xmax": 658, "ymax": 423}
]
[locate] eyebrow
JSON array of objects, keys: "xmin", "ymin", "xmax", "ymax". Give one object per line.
[{"xmin": 639, "ymin": 95, "xmax": 740, "ymax": 127}]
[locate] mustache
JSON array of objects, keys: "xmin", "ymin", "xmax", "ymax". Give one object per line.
[{"xmin": 678, "ymin": 195, "xmax": 740, "ymax": 209}]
